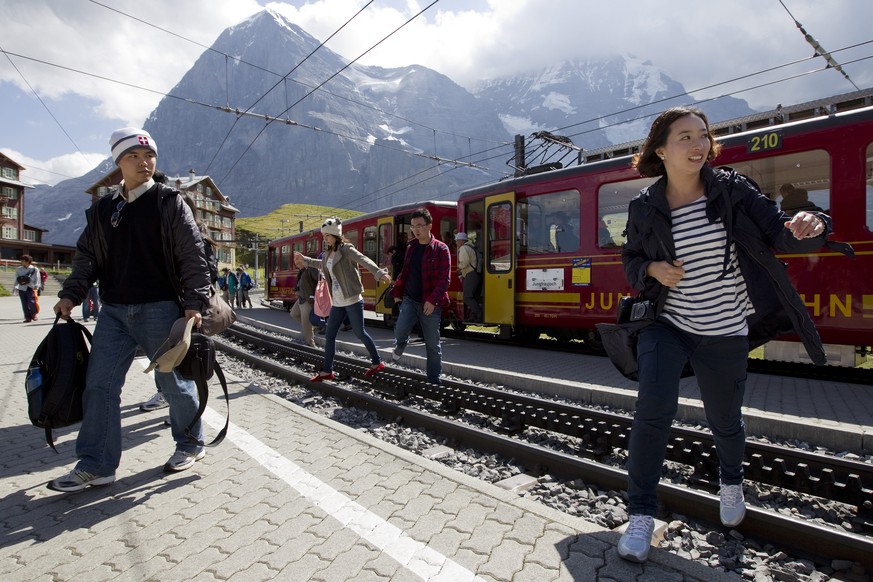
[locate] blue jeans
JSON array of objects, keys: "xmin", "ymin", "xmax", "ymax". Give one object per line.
[
  {"xmin": 627, "ymin": 321, "xmax": 748, "ymax": 516},
  {"xmin": 76, "ymin": 301, "xmax": 203, "ymax": 477},
  {"xmin": 322, "ymin": 300, "xmax": 380, "ymax": 373},
  {"xmin": 393, "ymin": 298, "xmax": 442, "ymax": 384}
]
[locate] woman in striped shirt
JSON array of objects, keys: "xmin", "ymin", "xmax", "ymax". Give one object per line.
[{"xmin": 616, "ymin": 107, "xmax": 838, "ymax": 563}]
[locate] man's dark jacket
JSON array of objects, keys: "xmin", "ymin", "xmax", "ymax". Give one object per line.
[
  {"xmin": 622, "ymin": 165, "xmax": 853, "ymax": 365},
  {"xmin": 60, "ymin": 182, "xmax": 211, "ymax": 313}
]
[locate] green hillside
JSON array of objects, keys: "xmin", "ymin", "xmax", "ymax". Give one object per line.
[{"xmin": 234, "ymin": 203, "xmax": 362, "ymax": 270}]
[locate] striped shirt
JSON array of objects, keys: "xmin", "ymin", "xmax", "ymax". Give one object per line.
[{"xmin": 661, "ymin": 197, "xmax": 752, "ymax": 336}]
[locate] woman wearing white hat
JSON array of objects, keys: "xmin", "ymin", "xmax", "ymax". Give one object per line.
[{"xmin": 294, "ymin": 217, "xmax": 392, "ymax": 381}]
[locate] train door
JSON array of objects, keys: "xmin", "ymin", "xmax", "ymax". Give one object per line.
[
  {"xmin": 375, "ymin": 217, "xmax": 394, "ymax": 320},
  {"xmin": 483, "ymin": 192, "xmax": 515, "ymax": 338}
]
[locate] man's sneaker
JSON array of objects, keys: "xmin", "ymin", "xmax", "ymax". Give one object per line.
[
  {"xmin": 163, "ymin": 449, "xmax": 206, "ymax": 472},
  {"xmin": 617, "ymin": 514, "xmax": 654, "ymax": 563},
  {"xmin": 719, "ymin": 482, "xmax": 746, "ymax": 527},
  {"xmin": 48, "ymin": 469, "xmax": 116, "ymax": 492},
  {"xmin": 391, "ymin": 348, "xmax": 402, "ymax": 362},
  {"xmin": 140, "ymin": 392, "xmax": 169, "ymax": 411}
]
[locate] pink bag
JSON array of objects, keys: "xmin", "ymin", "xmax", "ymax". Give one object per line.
[{"xmin": 313, "ymin": 275, "xmax": 332, "ymax": 317}]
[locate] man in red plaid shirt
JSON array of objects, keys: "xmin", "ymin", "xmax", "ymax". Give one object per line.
[{"xmin": 390, "ymin": 208, "xmax": 451, "ymax": 384}]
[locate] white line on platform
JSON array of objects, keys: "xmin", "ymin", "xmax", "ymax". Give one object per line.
[{"xmin": 201, "ymin": 407, "xmax": 486, "ymax": 582}]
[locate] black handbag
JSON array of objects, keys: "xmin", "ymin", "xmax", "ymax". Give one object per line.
[{"xmin": 596, "ymin": 319, "xmax": 653, "ymax": 381}]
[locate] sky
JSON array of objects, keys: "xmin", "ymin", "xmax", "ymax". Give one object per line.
[{"xmin": 2, "ymin": 0, "xmax": 872, "ymax": 186}]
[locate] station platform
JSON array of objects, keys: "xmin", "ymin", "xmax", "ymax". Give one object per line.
[{"xmin": 0, "ymin": 296, "xmax": 733, "ymax": 580}]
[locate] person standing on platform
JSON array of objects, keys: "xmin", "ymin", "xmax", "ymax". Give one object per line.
[
  {"xmin": 616, "ymin": 106, "xmax": 846, "ymax": 563},
  {"xmin": 49, "ymin": 127, "xmax": 211, "ymax": 492},
  {"xmin": 14, "ymin": 254, "xmax": 39, "ymax": 323},
  {"xmin": 290, "ymin": 260, "xmax": 319, "ymax": 347},
  {"xmin": 390, "ymin": 208, "xmax": 451, "ymax": 384},
  {"xmin": 454, "ymin": 232, "xmax": 482, "ymax": 322},
  {"xmin": 294, "ymin": 217, "xmax": 391, "ymax": 381},
  {"xmin": 227, "ymin": 267, "xmax": 239, "ymax": 308},
  {"xmin": 82, "ymin": 281, "xmax": 101, "ymax": 322},
  {"xmin": 237, "ymin": 267, "xmax": 253, "ymax": 308}
]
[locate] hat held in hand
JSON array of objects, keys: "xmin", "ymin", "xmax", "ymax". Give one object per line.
[{"xmin": 144, "ymin": 317, "xmax": 196, "ymax": 373}]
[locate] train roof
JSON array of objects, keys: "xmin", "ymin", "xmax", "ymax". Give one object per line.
[
  {"xmin": 459, "ymin": 90, "xmax": 873, "ymax": 201},
  {"xmin": 268, "ymin": 199, "xmax": 457, "ymax": 244}
]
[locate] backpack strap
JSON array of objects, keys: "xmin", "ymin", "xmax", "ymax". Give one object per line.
[{"xmin": 184, "ymin": 360, "xmax": 229, "ymax": 447}]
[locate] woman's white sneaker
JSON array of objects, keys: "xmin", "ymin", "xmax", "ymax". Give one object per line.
[
  {"xmin": 719, "ymin": 482, "xmax": 746, "ymax": 527},
  {"xmin": 617, "ymin": 514, "xmax": 654, "ymax": 563}
]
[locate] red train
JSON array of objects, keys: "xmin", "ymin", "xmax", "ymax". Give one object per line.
[{"xmin": 268, "ymin": 91, "xmax": 873, "ymax": 365}]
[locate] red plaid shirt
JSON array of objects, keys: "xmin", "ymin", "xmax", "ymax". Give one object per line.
[{"xmin": 392, "ymin": 235, "xmax": 451, "ymax": 307}]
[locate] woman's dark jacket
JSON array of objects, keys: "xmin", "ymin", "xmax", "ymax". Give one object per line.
[
  {"xmin": 60, "ymin": 182, "xmax": 211, "ymax": 313},
  {"xmin": 622, "ymin": 165, "xmax": 852, "ymax": 365}
]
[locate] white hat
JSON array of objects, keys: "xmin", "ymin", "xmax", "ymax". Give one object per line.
[
  {"xmin": 321, "ymin": 217, "xmax": 342, "ymax": 237},
  {"xmin": 110, "ymin": 127, "xmax": 158, "ymax": 165},
  {"xmin": 144, "ymin": 317, "xmax": 196, "ymax": 373},
  {"xmin": 454, "ymin": 232, "xmax": 468, "ymax": 241}
]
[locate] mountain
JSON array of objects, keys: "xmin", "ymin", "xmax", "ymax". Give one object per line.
[
  {"xmin": 25, "ymin": 11, "xmax": 756, "ymax": 246},
  {"xmin": 474, "ymin": 55, "xmax": 755, "ymax": 153}
]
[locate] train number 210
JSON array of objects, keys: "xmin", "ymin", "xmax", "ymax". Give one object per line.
[{"xmin": 747, "ymin": 132, "xmax": 782, "ymax": 153}]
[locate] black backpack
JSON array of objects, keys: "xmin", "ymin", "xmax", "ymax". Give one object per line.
[
  {"xmin": 26, "ymin": 315, "xmax": 92, "ymax": 452},
  {"xmin": 176, "ymin": 332, "xmax": 229, "ymax": 447}
]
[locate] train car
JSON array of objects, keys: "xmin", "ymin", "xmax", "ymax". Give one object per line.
[
  {"xmin": 457, "ymin": 91, "xmax": 873, "ymax": 364},
  {"xmin": 266, "ymin": 201, "xmax": 463, "ymax": 325}
]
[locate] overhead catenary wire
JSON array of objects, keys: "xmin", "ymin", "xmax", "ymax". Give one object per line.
[{"xmin": 777, "ymin": 0, "xmax": 860, "ymax": 90}]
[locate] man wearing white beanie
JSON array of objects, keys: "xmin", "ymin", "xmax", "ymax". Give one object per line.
[{"xmin": 50, "ymin": 127, "xmax": 212, "ymax": 492}]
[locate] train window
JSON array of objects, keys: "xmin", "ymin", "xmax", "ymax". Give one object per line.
[
  {"xmin": 721, "ymin": 149, "xmax": 830, "ymax": 216},
  {"xmin": 269, "ymin": 246, "xmax": 279, "ymax": 273},
  {"xmin": 280, "ymin": 244, "xmax": 291, "ymax": 271},
  {"xmin": 378, "ymin": 222, "xmax": 393, "ymax": 267},
  {"xmin": 439, "ymin": 217, "xmax": 456, "ymax": 245},
  {"xmin": 516, "ymin": 191, "xmax": 579, "ymax": 255},
  {"xmin": 305, "ymin": 238, "xmax": 319, "ymax": 258},
  {"xmin": 598, "ymin": 177, "xmax": 656, "ymax": 248},
  {"xmin": 362, "ymin": 226, "xmax": 377, "ymax": 262},
  {"xmin": 866, "ymin": 143, "xmax": 873, "ymax": 232},
  {"xmin": 488, "ymin": 201, "xmax": 513, "ymax": 272}
]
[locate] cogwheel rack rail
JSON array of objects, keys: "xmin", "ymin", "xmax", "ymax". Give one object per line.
[{"xmin": 216, "ymin": 324, "xmax": 873, "ymax": 569}]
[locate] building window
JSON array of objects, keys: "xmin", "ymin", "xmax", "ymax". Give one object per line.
[
  {"xmin": 23, "ymin": 229, "xmax": 37, "ymax": 241},
  {"xmin": 2, "ymin": 226, "xmax": 17, "ymax": 239},
  {"xmin": 2, "ymin": 207, "xmax": 18, "ymax": 219},
  {"xmin": 1, "ymin": 167, "xmax": 19, "ymax": 180},
  {"xmin": 2, "ymin": 186, "xmax": 17, "ymax": 199}
]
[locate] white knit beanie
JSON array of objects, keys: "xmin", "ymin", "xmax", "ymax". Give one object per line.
[
  {"xmin": 321, "ymin": 217, "xmax": 342, "ymax": 237},
  {"xmin": 110, "ymin": 127, "xmax": 157, "ymax": 165}
]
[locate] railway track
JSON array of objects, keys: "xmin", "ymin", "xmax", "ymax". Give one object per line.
[{"xmin": 216, "ymin": 322, "xmax": 873, "ymax": 570}]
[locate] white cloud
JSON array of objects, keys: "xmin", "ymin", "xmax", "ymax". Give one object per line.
[{"xmin": 0, "ymin": 148, "xmax": 104, "ymax": 186}]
